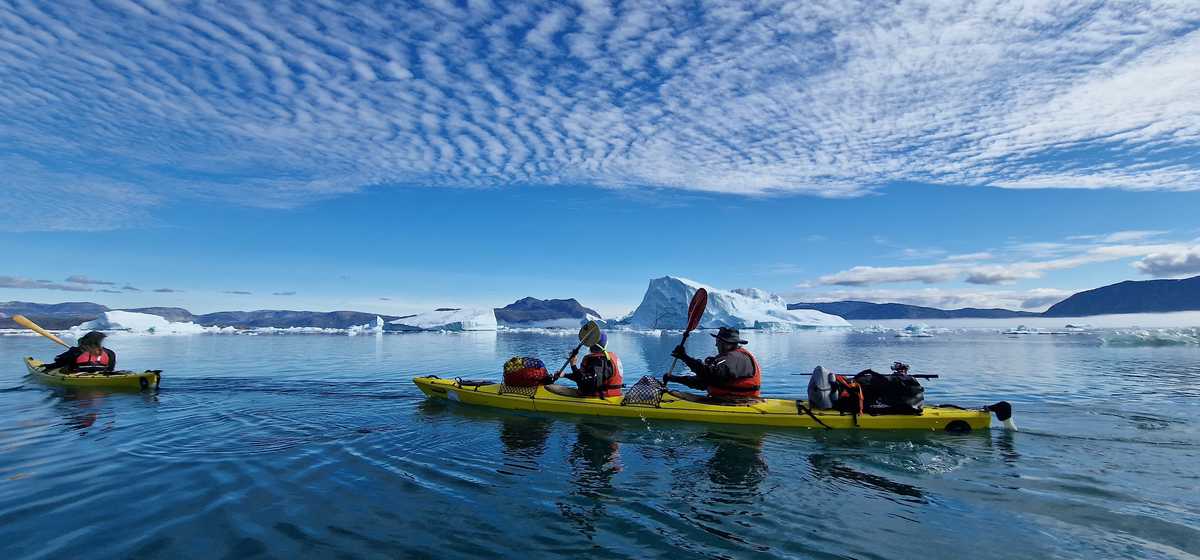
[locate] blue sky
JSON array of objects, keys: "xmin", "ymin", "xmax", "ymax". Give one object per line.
[{"xmin": 2, "ymin": 1, "xmax": 1199, "ymax": 317}]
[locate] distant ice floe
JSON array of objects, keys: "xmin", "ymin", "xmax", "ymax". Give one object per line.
[
  {"xmin": 621, "ymin": 276, "xmax": 849, "ymax": 330},
  {"xmin": 498, "ymin": 317, "xmax": 594, "ymax": 329},
  {"xmin": 1099, "ymin": 328, "xmax": 1200, "ymax": 347},
  {"xmin": 387, "ymin": 308, "xmax": 497, "ymax": 331},
  {"xmin": 1003, "ymin": 325, "xmax": 1036, "ymax": 335},
  {"xmin": 894, "ymin": 324, "xmax": 935, "ymax": 338},
  {"xmin": 71, "ymin": 311, "xmax": 234, "ymax": 336}
]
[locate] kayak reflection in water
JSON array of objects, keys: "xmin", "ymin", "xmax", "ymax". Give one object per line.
[
  {"xmin": 705, "ymin": 431, "xmax": 768, "ymax": 494},
  {"xmin": 666, "ymin": 327, "xmax": 762, "ymax": 399},
  {"xmin": 43, "ymin": 331, "xmax": 117, "ymax": 374},
  {"xmin": 497, "ymin": 416, "xmax": 553, "ymax": 477},
  {"xmin": 559, "ymin": 423, "xmax": 622, "ymax": 541},
  {"xmin": 564, "ymin": 332, "xmax": 624, "ymax": 398},
  {"xmin": 569, "ymin": 423, "xmax": 622, "ymax": 494}
]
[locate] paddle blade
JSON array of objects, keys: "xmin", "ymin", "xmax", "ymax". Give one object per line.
[
  {"xmin": 685, "ymin": 288, "xmax": 708, "ymax": 332},
  {"xmin": 578, "ymin": 320, "xmax": 602, "ymax": 347},
  {"xmin": 12, "ymin": 314, "xmax": 71, "ymax": 347}
]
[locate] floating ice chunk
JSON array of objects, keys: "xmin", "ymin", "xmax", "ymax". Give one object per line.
[
  {"xmin": 388, "ymin": 308, "xmax": 498, "ymax": 331},
  {"xmin": 347, "ymin": 316, "xmax": 386, "ymax": 336},
  {"xmin": 895, "ymin": 324, "xmax": 934, "ymax": 337},
  {"xmin": 1100, "ymin": 328, "xmax": 1200, "ymax": 346},
  {"xmin": 71, "ymin": 310, "xmax": 231, "ymax": 335}
]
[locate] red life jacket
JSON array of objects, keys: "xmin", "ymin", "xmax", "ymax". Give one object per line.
[
  {"xmin": 580, "ymin": 350, "xmax": 623, "ymax": 398},
  {"xmin": 708, "ymin": 348, "xmax": 762, "ymax": 398},
  {"xmin": 75, "ymin": 350, "xmax": 110, "ymax": 372}
]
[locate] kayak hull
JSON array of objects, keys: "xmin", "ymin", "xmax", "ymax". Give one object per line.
[
  {"xmin": 25, "ymin": 357, "xmax": 161, "ymax": 390},
  {"xmin": 414, "ymin": 376, "xmax": 991, "ymax": 431}
]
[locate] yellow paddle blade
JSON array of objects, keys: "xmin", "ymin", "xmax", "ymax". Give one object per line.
[
  {"xmin": 578, "ymin": 320, "xmax": 602, "ymax": 347},
  {"xmin": 12, "ymin": 314, "xmax": 71, "ymax": 348}
]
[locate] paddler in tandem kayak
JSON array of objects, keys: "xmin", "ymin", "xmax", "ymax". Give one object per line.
[
  {"xmin": 563, "ymin": 331, "xmax": 624, "ymax": 397},
  {"xmin": 42, "ymin": 331, "xmax": 117, "ymax": 374},
  {"xmin": 665, "ymin": 327, "xmax": 761, "ymax": 398}
]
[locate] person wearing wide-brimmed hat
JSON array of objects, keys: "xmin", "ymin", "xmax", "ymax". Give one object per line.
[
  {"xmin": 44, "ymin": 331, "xmax": 118, "ymax": 374},
  {"xmin": 666, "ymin": 327, "xmax": 761, "ymax": 398}
]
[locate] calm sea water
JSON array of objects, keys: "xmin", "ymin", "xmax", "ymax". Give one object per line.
[{"xmin": 1, "ymin": 329, "xmax": 1197, "ymax": 559}]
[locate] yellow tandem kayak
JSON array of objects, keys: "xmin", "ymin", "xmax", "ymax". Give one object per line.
[
  {"xmin": 25, "ymin": 357, "xmax": 161, "ymax": 391},
  {"xmin": 414, "ymin": 376, "xmax": 1005, "ymax": 432}
]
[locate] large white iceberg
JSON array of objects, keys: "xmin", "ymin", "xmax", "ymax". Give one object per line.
[
  {"xmin": 71, "ymin": 310, "xmax": 231, "ymax": 335},
  {"xmin": 387, "ymin": 308, "xmax": 497, "ymax": 331},
  {"xmin": 622, "ymin": 276, "xmax": 850, "ymax": 330}
]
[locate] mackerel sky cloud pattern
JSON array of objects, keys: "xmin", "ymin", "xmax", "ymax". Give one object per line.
[{"xmin": 1, "ymin": 0, "xmax": 1199, "ymax": 228}]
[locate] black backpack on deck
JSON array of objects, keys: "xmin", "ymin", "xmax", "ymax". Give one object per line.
[{"xmin": 852, "ymin": 368, "xmax": 924, "ymax": 415}]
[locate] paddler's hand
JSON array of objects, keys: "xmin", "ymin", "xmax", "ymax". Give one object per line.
[
  {"xmin": 568, "ymin": 354, "xmax": 578, "ymax": 366},
  {"xmin": 670, "ymin": 345, "xmax": 689, "ymax": 360}
]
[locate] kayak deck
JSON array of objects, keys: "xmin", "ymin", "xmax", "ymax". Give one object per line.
[
  {"xmin": 25, "ymin": 357, "xmax": 161, "ymax": 390},
  {"xmin": 414, "ymin": 376, "xmax": 992, "ymax": 431}
]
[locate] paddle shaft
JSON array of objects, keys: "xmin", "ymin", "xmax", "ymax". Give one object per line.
[
  {"xmin": 553, "ymin": 342, "xmax": 585, "ymax": 380},
  {"xmin": 664, "ymin": 331, "xmax": 691, "ymax": 376},
  {"xmin": 12, "ymin": 315, "xmax": 70, "ymax": 348}
]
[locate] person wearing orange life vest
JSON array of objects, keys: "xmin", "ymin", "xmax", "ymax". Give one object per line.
[
  {"xmin": 44, "ymin": 331, "xmax": 117, "ymax": 374},
  {"xmin": 565, "ymin": 332, "xmax": 624, "ymax": 397},
  {"xmin": 666, "ymin": 327, "xmax": 761, "ymax": 398}
]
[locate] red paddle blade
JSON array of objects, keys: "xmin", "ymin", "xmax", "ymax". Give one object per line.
[{"xmin": 685, "ymin": 288, "xmax": 708, "ymax": 332}]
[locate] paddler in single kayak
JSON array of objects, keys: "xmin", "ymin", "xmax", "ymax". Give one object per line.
[
  {"xmin": 665, "ymin": 327, "xmax": 761, "ymax": 398},
  {"xmin": 42, "ymin": 331, "xmax": 118, "ymax": 374},
  {"xmin": 563, "ymin": 331, "xmax": 624, "ymax": 397}
]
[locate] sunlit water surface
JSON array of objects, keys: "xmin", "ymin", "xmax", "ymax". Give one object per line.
[{"xmin": 1, "ymin": 329, "xmax": 1197, "ymax": 559}]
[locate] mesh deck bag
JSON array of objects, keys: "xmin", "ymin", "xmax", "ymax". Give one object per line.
[
  {"xmin": 621, "ymin": 376, "xmax": 666, "ymax": 407},
  {"xmin": 502, "ymin": 356, "xmax": 550, "ymax": 387}
]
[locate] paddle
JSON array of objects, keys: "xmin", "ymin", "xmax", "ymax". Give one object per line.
[
  {"xmin": 12, "ymin": 315, "xmax": 71, "ymax": 348},
  {"xmin": 662, "ymin": 287, "xmax": 708, "ymax": 384},
  {"xmin": 553, "ymin": 320, "xmax": 602, "ymax": 381}
]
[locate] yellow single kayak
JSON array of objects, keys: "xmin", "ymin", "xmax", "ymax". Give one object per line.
[
  {"xmin": 414, "ymin": 376, "xmax": 1008, "ymax": 432},
  {"xmin": 25, "ymin": 357, "xmax": 162, "ymax": 390}
]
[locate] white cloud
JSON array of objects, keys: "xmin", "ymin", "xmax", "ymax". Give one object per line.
[
  {"xmin": 819, "ymin": 264, "xmax": 961, "ymax": 286},
  {"xmin": 819, "ymin": 233, "xmax": 1200, "ymax": 286},
  {"xmin": 791, "ymin": 287, "xmax": 1074, "ymax": 311},
  {"xmin": 0, "ymin": 1, "xmax": 1196, "ymax": 225},
  {"xmin": 1068, "ymin": 230, "xmax": 1167, "ymax": 243},
  {"xmin": 1133, "ymin": 245, "xmax": 1200, "ymax": 277},
  {"xmin": 943, "ymin": 252, "xmax": 994, "ymax": 262}
]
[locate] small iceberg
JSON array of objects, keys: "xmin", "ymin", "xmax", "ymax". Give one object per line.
[
  {"xmin": 895, "ymin": 324, "xmax": 934, "ymax": 338},
  {"xmin": 387, "ymin": 308, "xmax": 498, "ymax": 331},
  {"xmin": 347, "ymin": 316, "xmax": 385, "ymax": 336},
  {"xmin": 1003, "ymin": 325, "xmax": 1036, "ymax": 335},
  {"xmin": 71, "ymin": 310, "xmax": 232, "ymax": 336}
]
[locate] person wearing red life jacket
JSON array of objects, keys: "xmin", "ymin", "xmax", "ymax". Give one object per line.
[
  {"xmin": 44, "ymin": 331, "xmax": 117, "ymax": 374},
  {"xmin": 565, "ymin": 332, "xmax": 624, "ymax": 397},
  {"xmin": 665, "ymin": 327, "xmax": 761, "ymax": 398}
]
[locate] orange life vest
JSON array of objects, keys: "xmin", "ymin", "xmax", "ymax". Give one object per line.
[
  {"xmin": 580, "ymin": 350, "xmax": 623, "ymax": 398},
  {"xmin": 707, "ymin": 348, "xmax": 761, "ymax": 398}
]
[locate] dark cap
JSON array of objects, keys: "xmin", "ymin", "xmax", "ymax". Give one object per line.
[
  {"xmin": 710, "ymin": 327, "xmax": 747, "ymax": 344},
  {"xmin": 78, "ymin": 331, "xmax": 106, "ymax": 347}
]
